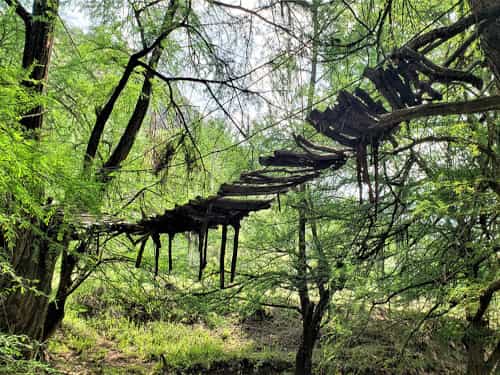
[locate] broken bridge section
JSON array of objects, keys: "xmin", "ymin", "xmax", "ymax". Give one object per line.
[
  {"xmin": 95, "ymin": 37, "xmax": 492, "ymax": 287},
  {"xmin": 306, "ymin": 45, "xmax": 484, "ymax": 205},
  {"xmin": 97, "ymin": 147, "xmax": 347, "ymax": 288}
]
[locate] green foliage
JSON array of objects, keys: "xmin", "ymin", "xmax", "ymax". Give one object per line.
[
  {"xmin": 1, "ymin": 0, "xmax": 499, "ymax": 374},
  {"xmin": 0, "ymin": 333, "xmax": 58, "ymax": 374}
]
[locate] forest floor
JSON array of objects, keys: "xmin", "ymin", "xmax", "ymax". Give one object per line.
[
  {"xmin": 47, "ymin": 303, "xmax": 467, "ymax": 375},
  {"xmin": 44, "ymin": 274, "xmax": 468, "ymax": 375},
  {"xmin": 48, "ymin": 307, "xmax": 298, "ymax": 374}
]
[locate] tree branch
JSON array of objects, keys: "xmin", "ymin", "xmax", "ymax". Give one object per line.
[
  {"xmin": 84, "ymin": 10, "xmax": 184, "ymax": 168},
  {"xmin": 135, "ymin": 60, "xmax": 256, "ymax": 94},
  {"xmin": 406, "ymin": 4, "xmax": 500, "ymax": 51},
  {"xmin": 4, "ymin": 0, "xmax": 31, "ymax": 25},
  {"xmin": 376, "ymin": 95, "xmax": 500, "ymax": 130},
  {"xmin": 472, "ymin": 278, "xmax": 500, "ymax": 323},
  {"xmin": 209, "ymin": 0, "xmax": 293, "ymax": 36}
]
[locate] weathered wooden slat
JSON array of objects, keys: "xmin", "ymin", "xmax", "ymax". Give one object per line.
[
  {"xmin": 239, "ymin": 173, "xmax": 320, "ymax": 185},
  {"xmin": 353, "ymin": 87, "xmax": 387, "ymax": 115},
  {"xmin": 364, "ymin": 67, "xmax": 403, "ymax": 109},
  {"xmin": 242, "ymin": 167, "xmax": 317, "ymax": 176},
  {"xmin": 394, "ymin": 46, "xmax": 483, "ymax": 89},
  {"xmin": 211, "ymin": 198, "xmax": 273, "ymax": 210},
  {"xmin": 219, "ymin": 183, "xmax": 295, "ymax": 196}
]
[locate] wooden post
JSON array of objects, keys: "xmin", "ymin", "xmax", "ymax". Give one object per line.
[
  {"xmin": 203, "ymin": 226, "xmax": 209, "ymax": 269},
  {"xmin": 135, "ymin": 237, "xmax": 148, "ymax": 268},
  {"xmin": 198, "ymin": 230, "xmax": 204, "ymax": 281},
  {"xmin": 168, "ymin": 233, "xmax": 174, "ymax": 273},
  {"xmin": 152, "ymin": 232, "xmax": 161, "ymax": 277},
  {"xmin": 220, "ymin": 225, "xmax": 227, "ymax": 289},
  {"xmin": 230, "ymin": 223, "xmax": 240, "ymax": 283}
]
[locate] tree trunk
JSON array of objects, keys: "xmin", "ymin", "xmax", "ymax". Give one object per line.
[
  {"xmin": 21, "ymin": 0, "xmax": 59, "ymax": 131},
  {"xmin": 295, "ymin": 335, "xmax": 315, "ymax": 375},
  {"xmin": 85, "ymin": 0, "xmax": 178, "ymax": 170},
  {"xmin": 469, "ymin": 0, "xmax": 500, "ymax": 87},
  {"xmin": 464, "ymin": 278, "xmax": 500, "ymax": 374},
  {"xmin": 0, "ymin": 214, "xmax": 67, "ymax": 342},
  {"xmin": 464, "ymin": 320, "xmax": 488, "ymax": 375},
  {"xmin": 295, "ymin": 304, "xmax": 318, "ymax": 375},
  {"xmin": 42, "ymin": 242, "xmax": 85, "ymax": 341},
  {"xmin": 295, "ymin": 3, "xmax": 322, "ymax": 373},
  {"xmin": 295, "ymin": 302, "xmax": 324, "ymax": 375},
  {"xmin": 0, "ymin": 0, "xmax": 62, "ymax": 344}
]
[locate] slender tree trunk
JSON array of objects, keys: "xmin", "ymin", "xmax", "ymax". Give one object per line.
[
  {"xmin": 101, "ymin": 46, "xmax": 165, "ymax": 174},
  {"xmin": 464, "ymin": 279, "xmax": 500, "ymax": 374},
  {"xmin": 295, "ymin": 304, "xmax": 319, "ymax": 375},
  {"xmin": 85, "ymin": 0, "xmax": 178, "ymax": 170},
  {"xmin": 464, "ymin": 320, "xmax": 487, "ymax": 375},
  {"xmin": 294, "ymin": 2, "xmax": 321, "ymax": 374},
  {"xmin": 42, "ymin": 241, "xmax": 87, "ymax": 341},
  {"xmin": 295, "ymin": 290, "xmax": 330, "ymax": 375}
]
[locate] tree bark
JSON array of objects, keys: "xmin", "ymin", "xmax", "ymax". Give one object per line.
[
  {"xmin": 295, "ymin": 3, "xmax": 322, "ymax": 374},
  {"xmin": 20, "ymin": 0, "xmax": 59, "ymax": 131},
  {"xmin": 85, "ymin": 0, "xmax": 178, "ymax": 170},
  {"xmin": 295, "ymin": 290, "xmax": 330, "ymax": 375},
  {"xmin": 101, "ymin": 46, "xmax": 165, "ymax": 174},
  {"xmin": 0, "ymin": 0, "xmax": 64, "ymax": 345},
  {"xmin": 464, "ymin": 279, "xmax": 500, "ymax": 374},
  {"xmin": 0, "ymin": 213, "xmax": 68, "ymax": 341},
  {"xmin": 469, "ymin": 0, "xmax": 500, "ymax": 87},
  {"xmin": 295, "ymin": 304, "xmax": 318, "ymax": 375},
  {"xmin": 464, "ymin": 319, "xmax": 487, "ymax": 375},
  {"xmin": 42, "ymin": 241, "xmax": 87, "ymax": 341}
]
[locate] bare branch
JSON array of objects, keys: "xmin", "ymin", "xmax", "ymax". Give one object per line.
[
  {"xmin": 209, "ymin": 0, "xmax": 293, "ymax": 36},
  {"xmin": 135, "ymin": 60, "xmax": 256, "ymax": 94}
]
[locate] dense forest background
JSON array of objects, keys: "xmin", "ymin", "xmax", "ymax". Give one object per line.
[{"xmin": 0, "ymin": 0, "xmax": 499, "ymax": 374}]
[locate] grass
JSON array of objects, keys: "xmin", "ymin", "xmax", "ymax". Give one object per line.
[
  {"xmin": 49, "ymin": 307, "xmax": 293, "ymax": 374},
  {"xmin": 46, "ymin": 270, "xmax": 473, "ymax": 374}
]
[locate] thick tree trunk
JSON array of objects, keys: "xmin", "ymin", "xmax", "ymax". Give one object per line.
[
  {"xmin": 0, "ymin": 0, "xmax": 62, "ymax": 344},
  {"xmin": 0, "ymin": 215, "xmax": 67, "ymax": 341}
]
